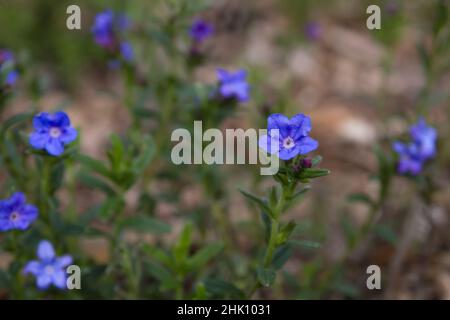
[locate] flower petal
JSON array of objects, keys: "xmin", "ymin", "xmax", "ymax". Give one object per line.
[
  {"xmin": 37, "ymin": 274, "xmax": 52, "ymax": 290},
  {"xmin": 296, "ymin": 136, "xmax": 319, "ymax": 155},
  {"xmin": 37, "ymin": 240, "xmax": 55, "ymax": 261},
  {"xmin": 29, "ymin": 132, "xmax": 49, "ymax": 150},
  {"xmin": 55, "ymin": 255, "xmax": 73, "ymax": 269},
  {"xmin": 60, "ymin": 127, "xmax": 78, "ymax": 144},
  {"xmin": 52, "ymin": 270, "xmax": 67, "ymax": 289},
  {"xmin": 23, "ymin": 260, "xmax": 41, "ymax": 275},
  {"xmin": 45, "ymin": 138, "xmax": 65, "ymax": 156}
]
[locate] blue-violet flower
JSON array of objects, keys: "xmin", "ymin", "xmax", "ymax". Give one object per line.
[
  {"xmin": 0, "ymin": 192, "xmax": 38, "ymax": 232},
  {"xmin": 24, "ymin": 240, "xmax": 73, "ymax": 290},
  {"xmin": 29, "ymin": 111, "xmax": 78, "ymax": 156},
  {"xmin": 217, "ymin": 68, "xmax": 250, "ymax": 102},
  {"xmin": 259, "ymin": 113, "xmax": 319, "ymax": 160}
]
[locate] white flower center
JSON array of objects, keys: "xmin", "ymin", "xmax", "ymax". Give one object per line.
[
  {"xmin": 49, "ymin": 127, "xmax": 61, "ymax": 138},
  {"xmin": 44, "ymin": 265, "xmax": 55, "ymax": 275},
  {"xmin": 10, "ymin": 211, "xmax": 20, "ymax": 221},
  {"xmin": 282, "ymin": 137, "xmax": 295, "ymax": 149}
]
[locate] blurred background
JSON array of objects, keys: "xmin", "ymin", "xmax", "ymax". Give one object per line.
[{"xmin": 0, "ymin": 0, "xmax": 449, "ymax": 299}]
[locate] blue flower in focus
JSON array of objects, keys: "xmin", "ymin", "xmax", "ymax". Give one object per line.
[
  {"xmin": 259, "ymin": 113, "xmax": 319, "ymax": 160},
  {"xmin": 393, "ymin": 118, "xmax": 437, "ymax": 175},
  {"xmin": 23, "ymin": 240, "xmax": 73, "ymax": 290},
  {"xmin": 0, "ymin": 192, "xmax": 38, "ymax": 232},
  {"xmin": 189, "ymin": 19, "xmax": 214, "ymax": 43},
  {"xmin": 29, "ymin": 111, "xmax": 78, "ymax": 156},
  {"xmin": 217, "ymin": 68, "xmax": 250, "ymax": 102}
]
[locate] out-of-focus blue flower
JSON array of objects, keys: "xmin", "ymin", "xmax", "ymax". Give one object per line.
[
  {"xmin": 91, "ymin": 10, "xmax": 116, "ymax": 48},
  {"xmin": 0, "ymin": 192, "xmax": 38, "ymax": 232},
  {"xmin": 217, "ymin": 68, "xmax": 250, "ymax": 102},
  {"xmin": 91, "ymin": 10, "xmax": 133, "ymax": 63},
  {"xmin": 409, "ymin": 118, "xmax": 437, "ymax": 160},
  {"xmin": 189, "ymin": 19, "xmax": 214, "ymax": 43},
  {"xmin": 259, "ymin": 113, "xmax": 319, "ymax": 160},
  {"xmin": 29, "ymin": 111, "xmax": 78, "ymax": 156},
  {"xmin": 0, "ymin": 49, "xmax": 19, "ymax": 88},
  {"xmin": 120, "ymin": 41, "xmax": 134, "ymax": 62},
  {"xmin": 392, "ymin": 142, "xmax": 423, "ymax": 175},
  {"xmin": 23, "ymin": 240, "xmax": 73, "ymax": 290},
  {"xmin": 304, "ymin": 21, "xmax": 321, "ymax": 41},
  {"xmin": 393, "ymin": 118, "xmax": 437, "ymax": 175}
]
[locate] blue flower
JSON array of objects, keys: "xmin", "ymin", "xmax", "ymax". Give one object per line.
[
  {"xmin": 120, "ymin": 41, "xmax": 134, "ymax": 62},
  {"xmin": 0, "ymin": 49, "xmax": 19, "ymax": 88},
  {"xmin": 393, "ymin": 118, "xmax": 437, "ymax": 175},
  {"xmin": 91, "ymin": 10, "xmax": 133, "ymax": 63},
  {"xmin": 29, "ymin": 111, "xmax": 78, "ymax": 156},
  {"xmin": 259, "ymin": 113, "xmax": 319, "ymax": 160},
  {"xmin": 189, "ymin": 19, "xmax": 214, "ymax": 43},
  {"xmin": 91, "ymin": 10, "xmax": 116, "ymax": 48},
  {"xmin": 0, "ymin": 192, "xmax": 38, "ymax": 232},
  {"xmin": 304, "ymin": 21, "xmax": 321, "ymax": 41},
  {"xmin": 409, "ymin": 118, "xmax": 437, "ymax": 160},
  {"xmin": 217, "ymin": 68, "xmax": 250, "ymax": 102},
  {"xmin": 23, "ymin": 240, "xmax": 73, "ymax": 290}
]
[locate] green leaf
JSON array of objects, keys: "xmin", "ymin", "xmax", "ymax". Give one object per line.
[
  {"xmin": 257, "ymin": 266, "xmax": 276, "ymax": 287},
  {"xmin": 77, "ymin": 154, "xmax": 110, "ymax": 178},
  {"xmin": 173, "ymin": 223, "xmax": 193, "ymax": 264},
  {"xmin": 300, "ymin": 168, "xmax": 331, "ymax": 179},
  {"xmin": 78, "ymin": 171, "xmax": 116, "ymax": 196},
  {"xmin": 142, "ymin": 244, "xmax": 173, "ymax": 267},
  {"xmin": 121, "ymin": 216, "xmax": 171, "ymax": 234},
  {"xmin": 347, "ymin": 193, "xmax": 374, "ymax": 206},
  {"xmin": 311, "ymin": 155, "xmax": 323, "ymax": 166},
  {"xmin": 276, "ymin": 221, "xmax": 296, "ymax": 245},
  {"xmin": 144, "ymin": 260, "xmax": 177, "ymax": 290},
  {"xmin": 289, "ymin": 239, "xmax": 321, "ymax": 250},
  {"xmin": 271, "ymin": 244, "xmax": 294, "ymax": 270},
  {"xmin": 239, "ymin": 189, "xmax": 272, "ymax": 216},
  {"xmin": 188, "ymin": 242, "xmax": 224, "ymax": 270},
  {"xmin": 0, "ymin": 113, "xmax": 32, "ymax": 138},
  {"xmin": 132, "ymin": 135, "xmax": 155, "ymax": 174},
  {"xmin": 204, "ymin": 278, "xmax": 246, "ymax": 299}
]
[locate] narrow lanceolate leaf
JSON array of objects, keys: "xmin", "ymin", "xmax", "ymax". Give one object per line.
[
  {"xmin": 121, "ymin": 216, "xmax": 171, "ymax": 234},
  {"xmin": 311, "ymin": 155, "xmax": 323, "ymax": 167},
  {"xmin": 0, "ymin": 113, "xmax": 32, "ymax": 138},
  {"xmin": 173, "ymin": 223, "xmax": 193, "ymax": 264},
  {"xmin": 257, "ymin": 267, "xmax": 276, "ymax": 287},
  {"xmin": 239, "ymin": 189, "xmax": 272, "ymax": 216},
  {"xmin": 300, "ymin": 168, "xmax": 331, "ymax": 179},
  {"xmin": 77, "ymin": 154, "xmax": 110, "ymax": 178},
  {"xmin": 289, "ymin": 239, "xmax": 321, "ymax": 250},
  {"xmin": 188, "ymin": 242, "xmax": 224, "ymax": 270},
  {"xmin": 347, "ymin": 193, "xmax": 374, "ymax": 206},
  {"xmin": 276, "ymin": 221, "xmax": 297, "ymax": 245},
  {"xmin": 271, "ymin": 244, "xmax": 294, "ymax": 270}
]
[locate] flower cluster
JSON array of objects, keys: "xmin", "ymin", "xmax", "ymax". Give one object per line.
[
  {"xmin": 0, "ymin": 49, "xmax": 19, "ymax": 89},
  {"xmin": 91, "ymin": 10, "xmax": 134, "ymax": 63},
  {"xmin": 393, "ymin": 118, "xmax": 437, "ymax": 175},
  {"xmin": 189, "ymin": 19, "xmax": 214, "ymax": 43},
  {"xmin": 217, "ymin": 68, "xmax": 250, "ymax": 103},
  {"xmin": 259, "ymin": 113, "xmax": 319, "ymax": 160},
  {"xmin": 0, "ymin": 192, "xmax": 38, "ymax": 232},
  {"xmin": 24, "ymin": 240, "xmax": 73, "ymax": 290},
  {"xmin": 29, "ymin": 111, "xmax": 78, "ymax": 156}
]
